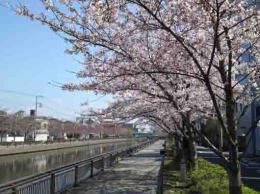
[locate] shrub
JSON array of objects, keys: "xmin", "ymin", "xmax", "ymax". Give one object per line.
[
  {"xmin": 189, "ymin": 158, "xmax": 260, "ymax": 194},
  {"xmin": 189, "ymin": 158, "xmax": 228, "ymax": 194}
]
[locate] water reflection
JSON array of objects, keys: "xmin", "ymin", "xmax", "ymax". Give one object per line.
[{"xmin": 0, "ymin": 141, "xmax": 135, "ymax": 184}]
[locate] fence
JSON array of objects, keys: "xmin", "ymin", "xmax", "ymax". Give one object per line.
[
  {"xmin": 157, "ymin": 141, "xmax": 166, "ymax": 194},
  {"xmin": 0, "ymin": 139, "xmax": 155, "ymax": 194}
]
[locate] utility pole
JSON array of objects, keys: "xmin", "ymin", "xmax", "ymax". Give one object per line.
[
  {"xmin": 251, "ymin": 100, "xmax": 256, "ymax": 155},
  {"xmin": 251, "ymin": 84, "xmax": 258, "ymax": 156},
  {"xmin": 35, "ymin": 96, "xmax": 43, "ymax": 117},
  {"xmin": 33, "ymin": 95, "xmax": 43, "ymax": 141},
  {"xmin": 219, "ymin": 127, "xmax": 223, "ymax": 152},
  {"xmin": 218, "ymin": 100, "xmax": 224, "ymax": 152}
]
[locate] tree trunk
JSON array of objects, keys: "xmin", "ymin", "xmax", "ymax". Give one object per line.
[
  {"xmin": 187, "ymin": 126, "xmax": 198, "ymax": 170},
  {"xmin": 228, "ymin": 145, "xmax": 242, "ymax": 194},
  {"xmin": 174, "ymin": 136, "xmax": 182, "ymax": 161},
  {"xmin": 180, "ymin": 142, "xmax": 188, "ymax": 181},
  {"xmin": 180, "ymin": 157, "xmax": 187, "ymax": 182},
  {"xmin": 188, "ymin": 137, "xmax": 198, "ymax": 170},
  {"xmin": 219, "ymin": 127, "xmax": 223, "ymax": 152},
  {"xmin": 226, "ymin": 97, "xmax": 242, "ymax": 194}
]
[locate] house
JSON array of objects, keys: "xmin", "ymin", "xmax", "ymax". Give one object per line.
[
  {"xmin": 236, "ymin": 42, "xmax": 260, "ymax": 155},
  {"xmin": 29, "ymin": 118, "xmax": 49, "ymax": 142},
  {"xmin": 1, "ymin": 134, "xmax": 25, "ymax": 142},
  {"xmin": 238, "ymin": 100, "xmax": 260, "ymax": 156}
]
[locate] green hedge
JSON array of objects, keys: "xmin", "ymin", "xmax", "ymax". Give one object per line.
[{"xmin": 189, "ymin": 158, "xmax": 259, "ymax": 194}]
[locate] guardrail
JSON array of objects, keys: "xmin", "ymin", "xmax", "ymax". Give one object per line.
[{"xmin": 0, "ymin": 139, "xmax": 156, "ymax": 194}]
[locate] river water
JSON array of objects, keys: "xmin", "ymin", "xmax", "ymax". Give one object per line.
[{"xmin": 0, "ymin": 140, "xmax": 137, "ymax": 185}]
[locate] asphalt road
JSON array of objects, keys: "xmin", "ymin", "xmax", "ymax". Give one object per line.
[{"xmin": 197, "ymin": 146, "xmax": 260, "ymax": 191}]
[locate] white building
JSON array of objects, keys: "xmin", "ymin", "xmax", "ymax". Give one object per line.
[
  {"xmin": 1, "ymin": 134, "xmax": 25, "ymax": 142},
  {"xmin": 32, "ymin": 119, "xmax": 49, "ymax": 142}
]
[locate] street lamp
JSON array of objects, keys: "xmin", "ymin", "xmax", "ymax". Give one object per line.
[
  {"xmin": 35, "ymin": 95, "xmax": 43, "ymax": 117},
  {"xmin": 251, "ymin": 83, "xmax": 259, "ymax": 155}
]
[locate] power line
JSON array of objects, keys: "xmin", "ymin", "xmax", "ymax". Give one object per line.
[
  {"xmin": 0, "ymin": 98, "xmax": 34, "ymax": 109},
  {"xmin": 88, "ymin": 95, "xmax": 108, "ymax": 103},
  {"xmin": 43, "ymin": 105, "xmax": 77, "ymax": 118},
  {"xmin": 42, "ymin": 97, "xmax": 80, "ymax": 114},
  {"xmin": 0, "ymin": 88, "xmax": 39, "ymax": 97},
  {"xmin": 0, "ymin": 88, "xmax": 82, "ymax": 117}
]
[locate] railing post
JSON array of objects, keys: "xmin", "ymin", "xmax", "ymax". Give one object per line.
[
  {"xmin": 122, "ymin": 150, "xmax": 124, "ymax": 158},
  {"xmin": 157, "ymin": 155, "xmax": 164, "ymax": 194},
  {"xmin": 11, "ymin": 186, "xmax": 17, "ymax": 194},
  {"xmin": 102, "ymin": 157, "xmax": 105, "ymax": 171},
  {"xmin": 74, "ymin": 165, "xmax": 79, "ymax": 187},
  {"xmin": 110, "ymin": 153, "xmax": 113, "ymax": 166},
  {"xmin": 90, "ymin": 160, "xmax": 94, "ymax": 177},
  {"xmin": 50, "ymin": 173, "xmax": 55, "ymax": 194}
]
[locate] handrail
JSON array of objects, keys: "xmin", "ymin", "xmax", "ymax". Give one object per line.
[
  {"xmin": 0, "ymin": 139, "xmax": 156, "ymax": 194},
  {"xmin": 157, "ymin": 141, "xmax": 166, "ymax": 194}
]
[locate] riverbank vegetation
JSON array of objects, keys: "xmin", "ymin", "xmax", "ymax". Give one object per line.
[{"xmin": 163, "ymin": 141, "xmax": 259, "ymax": 194}]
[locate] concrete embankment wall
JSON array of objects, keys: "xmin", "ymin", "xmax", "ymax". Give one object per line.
[{"xmin": 0, "ymin": 138, "xmax": 141, "ymax": 157}]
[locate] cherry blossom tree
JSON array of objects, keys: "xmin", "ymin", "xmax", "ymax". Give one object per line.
[
  {"xmin": 91, "ymin": 70, "xmax": 214, "ymax": 170},
  {"xmin": 14, "ymin": 0, "xmax": 260, "ymax": 193}
]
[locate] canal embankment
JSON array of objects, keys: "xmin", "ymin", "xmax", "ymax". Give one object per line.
[
  {"xmin": 0, "ymin": 138, "xmax": 142, "ymax": 157},
  {"xmin": 0, "ymin": 138, "xmax": 146, "ymax": 185},
  {"xmin": 0, "ymin": 139, "xmax": 156, "ymax": 193}
]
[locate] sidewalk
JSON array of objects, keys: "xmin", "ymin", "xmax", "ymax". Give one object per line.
[{"xmin": 67, "ymin": 140, "xmax": 164, "ymax": 194}]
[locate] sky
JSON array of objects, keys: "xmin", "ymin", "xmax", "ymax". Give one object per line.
[{"xmin": 0, "ymin": 2, "xmax": 112, "ymax": 121}]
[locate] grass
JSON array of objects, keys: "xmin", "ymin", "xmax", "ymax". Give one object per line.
[
  {"xmin": 189, "ymin": 158, "xmax": 260, "ymax": 194},
  {"xmin": 163, "ymin": 138, "xmax": 260, "ymax": 194},
  {"xmin": 163, "ymin": 138, "xmax": 191, "ymax": 194},
  {"xmin": 163, "ymin": 157, "xmax": 190, "ymax": 194}
]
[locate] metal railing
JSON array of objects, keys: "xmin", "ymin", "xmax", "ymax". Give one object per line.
[
  {"xmin": 157, "ymin": 141, "xmax": 166, "ymax": 194},
  {"xmin": 0, "ymin": 139, "xmax": 155, "ymax": 194}
]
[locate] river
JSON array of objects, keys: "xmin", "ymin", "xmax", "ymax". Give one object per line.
[{"xmin": 0, "ymin": 140, "xmax": 137, "ymax": 184}]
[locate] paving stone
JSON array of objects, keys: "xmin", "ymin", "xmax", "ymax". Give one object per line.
[{"xmin": 66, "ymin": 140, "xmax": 164, "ymax": 194}]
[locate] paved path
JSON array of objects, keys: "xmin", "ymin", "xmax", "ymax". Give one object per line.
[{"xmin": 67, "ymin": 140, "xmax": 164, "ymax": 194}]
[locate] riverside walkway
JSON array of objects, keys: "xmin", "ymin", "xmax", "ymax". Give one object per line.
[{"xmin": 67, "ymin": 140, "xmax": 164, "ymax": 194}]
